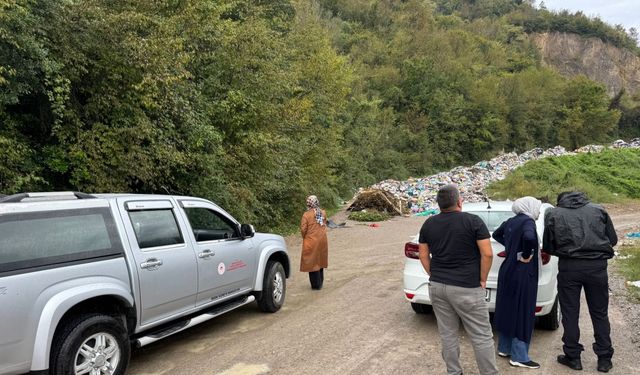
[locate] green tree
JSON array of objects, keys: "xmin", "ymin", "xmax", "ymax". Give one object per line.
[{"xmin": 556, "ymin": 77, "xmax": 621, "ymax": 149}]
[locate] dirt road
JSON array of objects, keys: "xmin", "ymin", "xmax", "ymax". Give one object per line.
[{"xmin": 128, "ymin": 208, "xmax": 638, "ymax": 375}]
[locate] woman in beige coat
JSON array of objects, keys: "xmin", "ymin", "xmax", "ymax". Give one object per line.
[{"xmin": 300, "ymin": 195, "xmax": 328, "ymax": 290}]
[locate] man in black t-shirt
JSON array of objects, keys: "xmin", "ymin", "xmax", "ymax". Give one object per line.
[{"xmin": 418, "ymin": 184, "xmax": 498, "ymax": 375}]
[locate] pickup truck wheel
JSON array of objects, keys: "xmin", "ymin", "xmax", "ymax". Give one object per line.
[
  {"xmin": 537, "ymin": 296, "xmax": 561, "ymax": 330},
  {"xmin": 257, "ymin": 261, "xmax": 286, "ymax": 313},
  {"xmin": 52, "ymin": 314, "xmax": 130, "ymax": 375}
]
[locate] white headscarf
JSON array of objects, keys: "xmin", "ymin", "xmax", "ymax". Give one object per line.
[
  {"xmin": 306, "ymin": 195, "xmax": 324, "ymax": 226},
  {"xmin": 512, "ymin": 196, "xmax": 542, "ymax": 220}
]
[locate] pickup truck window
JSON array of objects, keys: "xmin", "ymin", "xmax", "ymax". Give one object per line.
[
  {"xmin": 0, "ymin": 208, "xmax": 122, "ymax": 273},
  {"xmin": 129, "ymin": 209, "xmax": 184, "ymax": 249},
  {"xmin": 184, "ymin": 207, "xmax": 239, "ymax": 242}
]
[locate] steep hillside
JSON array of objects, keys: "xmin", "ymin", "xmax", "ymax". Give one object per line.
[{"xmin": 533, "ymin": 32, "xmax": 640, "ymax": 97}]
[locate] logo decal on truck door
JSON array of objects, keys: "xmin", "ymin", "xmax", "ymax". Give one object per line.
[
  {"xmin": 218, "ymin": 262, "xmax": 226, "ymax": 275},
  {"xmin": 228, "ymin": 260, "xmax": 247, "ymax": 271}
]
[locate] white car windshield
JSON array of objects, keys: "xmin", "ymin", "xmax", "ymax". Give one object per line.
[{"xmin": 466, "ymin": 210, "xmax": 515, "ymax": 232}]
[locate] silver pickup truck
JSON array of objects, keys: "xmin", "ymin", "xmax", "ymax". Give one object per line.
[{"xmin": 0, "ymin": 192, "xmax": 290, "ymax": 375}]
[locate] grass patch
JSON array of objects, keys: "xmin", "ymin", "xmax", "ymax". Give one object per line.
[
  {"xmin": 486, "ymin": 149, "xmax": 640, "ymax": 203},
  {"xmin": 348, "ymin": 210, "xmax": 391, "ymax": 222},
  {"xmin": 617, "ymin": 245, "xmax": 640, "ymax": 302}
]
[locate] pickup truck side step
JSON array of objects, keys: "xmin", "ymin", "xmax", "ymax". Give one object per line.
[{"xmin": 135, "ymin": 295, "xmax": 256, "ymax": 348}]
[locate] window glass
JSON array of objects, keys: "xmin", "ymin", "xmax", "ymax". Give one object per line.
[
  {"xmin": 467, "ymin": 211, "xmax": 515, "ymax": 232},
  {"xmin": 0, "ymin": 208, "xmax": 122, "ymax": 273},
  {"xmin": 128, "ymin": 209, "xmax": 184, "ymax": 249},
  {"xmin": 184, "ymin": 207, "xmax": 238, "ymax": 242}
]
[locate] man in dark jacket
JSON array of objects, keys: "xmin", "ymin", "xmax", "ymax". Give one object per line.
[{"xmin": 543, "ymin": 191, "xmax": 617, "ymax": 373}]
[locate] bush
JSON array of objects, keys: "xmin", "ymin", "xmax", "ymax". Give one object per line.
[
  {"xmin": 348, "ymin": 210, "xmax": 390, "ymax": 222},
  {"xmin": 487, "ymin": 149, "xmax": 640, "ymax": 203}
]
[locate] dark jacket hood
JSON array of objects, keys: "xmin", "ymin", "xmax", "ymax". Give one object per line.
[
  {"xmin": 558, "ymin": 191, "xmax": 590, "ymax": 209},
  {"xmin": 544, "ymin": 192, "xmax": 617, "ymax": 260}
]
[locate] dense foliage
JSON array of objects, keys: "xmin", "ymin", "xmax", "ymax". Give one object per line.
[
  {"xmin": 348, "ymin": 210, "xmax": 390, "ymax": 222},
  {"xmin": 1, "ymin": 0, "xmax": 638, "ymax": 231},
  {"xmin": 486, "ymin": 149, "xmax": 640, "ymax": 203}
]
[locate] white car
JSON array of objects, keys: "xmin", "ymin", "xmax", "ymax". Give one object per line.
[{"xmin": 403, "ymin": 201, "xmax": 560, "ymax": 330}]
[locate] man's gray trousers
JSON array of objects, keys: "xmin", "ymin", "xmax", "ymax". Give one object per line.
[{"xmin": 429, "ymin": 281, "xmax": 499, "ymax": 375}]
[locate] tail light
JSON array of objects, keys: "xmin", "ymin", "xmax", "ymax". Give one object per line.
[
  {"xmin": 405, "ymin": 242, "xmax": 420, "ymax": 259},
  {"xmin": 497, "ymin": 251, "xmax": 506, "ymax": 257},
  {"xmin": 541, "ymin": 250, "xmax": 551, "ymax": 265}
]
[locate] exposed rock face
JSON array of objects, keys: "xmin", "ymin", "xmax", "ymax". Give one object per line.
[{"xmin": 532, "ymin": 32, "xmax": 640, "ymax": 97}]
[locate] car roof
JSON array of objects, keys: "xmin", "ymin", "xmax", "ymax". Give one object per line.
[
  {"xmin": 0, "ymin": 192, "xmax": 209, "ymax": 211},
  {"xmin": 94, "ymin": 193, "xmax": 183, "ymax": 199}
]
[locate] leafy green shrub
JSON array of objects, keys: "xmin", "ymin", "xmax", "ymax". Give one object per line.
[
  {"xmin": 348, "ymin": 210, "xmax": 390, "ymax": 222},
  {"xmin": 487, "ymin": 149, "xmax": 640, "ymax": 203}
]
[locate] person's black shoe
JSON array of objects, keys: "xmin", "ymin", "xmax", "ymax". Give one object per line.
[
  {"xmin": 597, "ymin": 358, "xmax": 612, "ymax": 373},
  {"xmin": 509, "ymin": 359, "xmax": 540, "ymax": 369},
  {"xmin": 557, "ymin": 355, "xmax": 583, "ymax": 370}
]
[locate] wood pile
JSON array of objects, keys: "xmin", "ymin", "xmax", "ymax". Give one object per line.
[{"xmin": 347, "ymin": 189, "xmax": 408, "ymax": 216}]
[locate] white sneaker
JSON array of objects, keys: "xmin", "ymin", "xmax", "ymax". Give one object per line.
[{"xmin": 498, "ymin": 352, "xmax": 510, "ymax": 358}]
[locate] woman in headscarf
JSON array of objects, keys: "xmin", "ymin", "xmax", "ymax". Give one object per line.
[
  {"xmin": 300, "ymin": 195, "xmax": 328, "ymax": 290},
  {"xmin": 492, "ymin": 196, "xmax": 543, "ymax": 370}
]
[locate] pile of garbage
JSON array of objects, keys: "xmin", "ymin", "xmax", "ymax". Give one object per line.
[
  {"xmin": 611, "ymin": 138, "xmax": 640, "ymax": 148},
  {"xmin": 351, "ymin": 139, "xmax": 640, "ymax": 216}
]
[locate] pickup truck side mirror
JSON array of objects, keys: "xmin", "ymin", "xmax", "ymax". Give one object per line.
[{"xmin": 240, "ymin": 224, "xmax": 255, "ymax": 238}]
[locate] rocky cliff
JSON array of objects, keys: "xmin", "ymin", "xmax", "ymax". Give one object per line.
[{"xmin": 532, "ymin": 32, "xmax": 640, "ymax": 97}]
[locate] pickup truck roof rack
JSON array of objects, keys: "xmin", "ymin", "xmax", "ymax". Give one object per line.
[{"xmin": 0, "ymin": 192, "xmax": 97, "ymax": 203}]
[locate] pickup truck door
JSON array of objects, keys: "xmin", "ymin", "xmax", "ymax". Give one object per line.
[
  {"xmin": 178, "ymin": 200, "xmax": 256, "ymax": 307},
  {"xmin": 119, "ymin": 199, "xmax": 198, "ymax": 326}
]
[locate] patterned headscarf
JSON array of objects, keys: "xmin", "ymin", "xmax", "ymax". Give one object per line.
[
  {"xmin": 512, "ymin": 196, "xmax": 542, "ymax": 220},
  {"xmin": 306, "ymin": 195, "xmax": 324, "ymax": 226}
]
